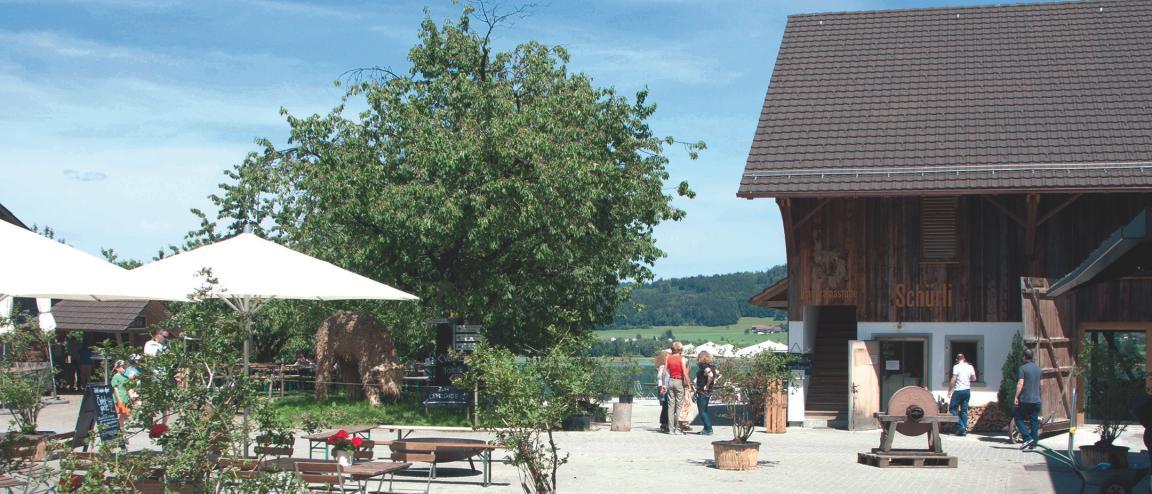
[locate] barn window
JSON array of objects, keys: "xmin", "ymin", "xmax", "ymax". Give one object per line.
[
  {"xmin": 946, "ymin": 336, "xmax": 984, "ymax": 385},
  {"xmin": 921, "ymin": 196, "xmax": 958, "ymax": 262}
]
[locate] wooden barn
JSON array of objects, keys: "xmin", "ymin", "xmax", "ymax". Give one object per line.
[{"xmin": 740, "ymin": 0, "xmax": 1152, "ymax": 429}]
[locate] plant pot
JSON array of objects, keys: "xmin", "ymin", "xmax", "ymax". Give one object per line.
[
  {"xmin": 4, "ymin": 431, "xmax": 56, "ymax": 461},
  {"xmin": 1079, "ymin": 444, "xmax": 1129, "ymax": 469},
  {"xmin": 712, "ymin": 440, "xmax": 761, "ymax": 471},
  {"xmin": 334, "ymin": 449, "xmax": 354, "ymax": 467},
  {"xmin": 611, "ymin": 402, "xmax": 632, "ymax": 432},
  {"xmin": 561, "ymin": 415, "xmax": 591, "ymax": 431}
]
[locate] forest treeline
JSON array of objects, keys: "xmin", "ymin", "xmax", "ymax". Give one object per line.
[{"xmin": 605, "ymin": 265, "xmax": 787, "ymax": 328}]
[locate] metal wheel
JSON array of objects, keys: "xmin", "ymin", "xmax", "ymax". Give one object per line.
[
  {"xmin": 1100, "ymin": 479, "xmax": 1130, "ymax": 494},
  {"xmin": 1008, "ymin": 421, "xmax": 1022, "ymax": 444}
]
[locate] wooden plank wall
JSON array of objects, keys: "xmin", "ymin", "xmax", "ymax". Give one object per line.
[{"xmin": 785, "ymin": 193, "xmax": 1152, "ymax": 322}]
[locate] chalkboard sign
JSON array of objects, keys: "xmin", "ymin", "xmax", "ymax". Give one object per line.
[
  {"xmin": 422, "ymin": 385, "xmax": 471, "ymax": 409},
  {"xmin": 72, "ymin": 384, "xmax": 122, "ymax": 448}
]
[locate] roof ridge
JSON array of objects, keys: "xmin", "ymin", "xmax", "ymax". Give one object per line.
[{"xmin": 788, "ymin": 0, "xmax": 1135, "ymax": 20}]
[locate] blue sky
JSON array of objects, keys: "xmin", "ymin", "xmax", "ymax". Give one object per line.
[{"xmin": 0, "ymin": 0, "xmax": 1049, "ymax": 279}]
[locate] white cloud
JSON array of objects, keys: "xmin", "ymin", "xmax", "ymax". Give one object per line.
[
  {"xmin": 568, "ymin": 44, "xmax": 733, "ymax": 86},
  {"xmin": 0, "ymin": 30, "xmax": 167, "ymax": 62}
]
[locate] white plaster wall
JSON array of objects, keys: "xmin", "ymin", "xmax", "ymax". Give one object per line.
[
  {"xmin": 786, "ymin": 320, "xmax": 806, "ymax": 422},
  {"xmin": 856, "ymin": 322, "xmax": 1022, "ymax": 406}
]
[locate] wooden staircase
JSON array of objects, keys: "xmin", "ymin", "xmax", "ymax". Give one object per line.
[{"xmin": 804, "ymin": 314, "xmax": 856, "ymax": 428}]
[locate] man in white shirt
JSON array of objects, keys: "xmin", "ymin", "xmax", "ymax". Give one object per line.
[
  {"xmin": 948, "ymin": 353, "xmax": 977, "ymax": 436},
  {"xmin": 143, "ymin": 329, "xmax": 169, "ymax": 357}
]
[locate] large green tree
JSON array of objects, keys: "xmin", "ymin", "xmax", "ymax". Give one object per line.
[{"xmin": 203, "ymin": 5, "xmax": 700, "ymax": 352}]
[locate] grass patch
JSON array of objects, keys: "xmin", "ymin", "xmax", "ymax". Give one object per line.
[
  {"xmin": 595, "ymin": 316, "xmax": 787, "ymax": 347},
  {"xmin": 271, "ymin": 391, "xmax": 472, "ymax": 428}
]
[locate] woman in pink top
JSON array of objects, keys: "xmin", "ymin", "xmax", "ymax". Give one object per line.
[{"xmin": 664, "ymin": 342, "xmax": 690, "ymax": 435}]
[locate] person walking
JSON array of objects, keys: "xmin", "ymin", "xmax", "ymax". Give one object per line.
[
  {"xmin": 665, "ymin": 342, "xmax": 690, "ymax": 435},
  {"xmin": 948, "ymin": 353, "xmax": 976, "ymax": 436},
  {"xmin": 1014, "ymin": 349, "xmax": 1043, "ymax": 449},
  {"xmin": 695, "ymin": 351, "xmax": 719, "ymax": 436},
  {"xmin": 655, "ymin": 350, "xmax": 671, "ymax": 433}
]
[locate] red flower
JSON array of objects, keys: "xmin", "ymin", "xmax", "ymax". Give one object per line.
[
  {"xmin": 59, "ymin": 474, "xmax": 83, "ymax": 490},
  {"xmin": 149, "ymin": 423, "xmax": 169, "ymax": 439},
  {"xmin": 326, "ymin": 429, "xmax": 359, "ymax": 452}
]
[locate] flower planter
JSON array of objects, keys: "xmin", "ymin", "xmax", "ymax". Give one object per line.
[
  {"xmin": 334, "ymin": 449, "xmax": 354, "ymax": 467},
  {"xmin": 1079, "ymin": 444, "xmax": 1129, "ymax": 469},
  {"xmin": 712, "ymin": 440, "xmax": 761, "ymax": 471},
  {"xmin": 3, "ymin": 431, "xmax": 56, "ymax": 461},
  {"xmin": 561, "ymin": 415, "xmax": 591, "ymax": 431}
]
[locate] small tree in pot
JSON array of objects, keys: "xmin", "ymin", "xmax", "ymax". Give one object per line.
[
  {"xmin": 1079, "ymin": 339, "xmax": 1141, "ymax": 468},
  {"xmin": 711, "ymin": 350, "xmax": 796, "ymax": 470}
]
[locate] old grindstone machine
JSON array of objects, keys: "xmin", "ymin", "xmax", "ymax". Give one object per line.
[{"xmin": 858, "ymin": 386, "xmax": 959, "ymax": 468}]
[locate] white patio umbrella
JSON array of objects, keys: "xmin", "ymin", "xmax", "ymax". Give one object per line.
[
  {"xmin": 126, "ymin": 232, "xmax": 418, "ymax": 453},
  {"xmin": 0, "ymin": 220, "xmax": 154, "ymax": 304},
  {"xmin": 0, "ymin": 220, "xmax": 167, "ymax": 402},
  {"xmin": 126, "ymin": 232, "xmax": 419, "ymax": 373}
]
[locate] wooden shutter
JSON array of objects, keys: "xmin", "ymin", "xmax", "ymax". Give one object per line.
[{"xmin": 922, "ymin": 197, "xmax": 958, "ymax": 262}]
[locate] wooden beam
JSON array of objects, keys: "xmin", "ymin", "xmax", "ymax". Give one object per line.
[
  {"xmin": 982, "ymin": 196, "xmax": 1026, "ymax": 226},
  {"xmin": 777, "ymin": 198, "xmax": 796, "ymax": 319},
  {"xmin": 793, "ymin": 198, "xmax": 831, "ymax": 230},
  {"xmin": 1037, "ymin": 194, "xmax": 1082, "ymax": 226},
  {"xmin": 1024, "ymin": 194, "xmax": 1040, "ymax": 274}
]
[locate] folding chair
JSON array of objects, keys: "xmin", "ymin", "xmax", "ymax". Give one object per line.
[
  {"xmin": 383, "ymin": 443, "xmax": 436, "ymax": 494},
  {"xmin": 294, "ymin": 461, "xmax": 352, "ymax": 493},
  {"xmin": 254, "ymin": 435, "xmax": 295, "ymax": 459}
]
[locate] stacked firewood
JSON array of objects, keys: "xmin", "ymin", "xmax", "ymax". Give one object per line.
[{"xmin": 938, "ymin": 402, "xmax": 1013, "ymax": 433}]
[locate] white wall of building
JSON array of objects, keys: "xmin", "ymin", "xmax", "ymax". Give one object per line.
[
  {"xmin": 786, "ymin": 320, "xmax": 807, "ymax": 422},
  {"xmin": 787, "ymin": 320, "xmax": 1021, "ymax": 424},
  {"xmin": 857, "ymin": 321, "xmax": 1022, "ymax": 406}
]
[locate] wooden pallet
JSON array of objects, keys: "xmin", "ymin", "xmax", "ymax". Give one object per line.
[{"xmin": 857, "ymin": 452, "xmax": 958, "ymax": 468}]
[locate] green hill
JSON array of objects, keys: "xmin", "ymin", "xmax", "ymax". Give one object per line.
[{"xmin": 606, "ymin": 266, "xmax": 786, "ymax": 329}]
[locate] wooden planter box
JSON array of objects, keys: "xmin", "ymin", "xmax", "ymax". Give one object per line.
[{"xmin": 1079, "ymin": 444, "xmax": 1129, "ymax": 469}]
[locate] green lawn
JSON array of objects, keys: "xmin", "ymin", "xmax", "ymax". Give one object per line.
[{"xmin": 595, "ymin": 317, "xmax": 788, "ymax": 347}]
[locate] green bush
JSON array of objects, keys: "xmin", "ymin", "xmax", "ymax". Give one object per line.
[{"xmin": 998, "ymin": 331, "xmax": 1026, "ymax": 416}]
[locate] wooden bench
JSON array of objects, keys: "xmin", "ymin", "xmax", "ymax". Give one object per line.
[
  {"xmin": 378, "ymin": 425, "xmax": 476, "ymax": 441},
  {"xmin": 389, "ymin": 440, "xmax": 504, "ymax": 487}
]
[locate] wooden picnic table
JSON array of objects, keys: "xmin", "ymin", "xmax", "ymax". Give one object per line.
[
  {"xmin": 301, "ymin": 425, "xmax": 376, "ymax": 459},
  {"xmin": 261, "ymin": 457, "xmax": 411, "ymax": 493},
  {"xmin": 378, "ymin": 424, "xmax": 477, "ymax": 441},
  {"xmin": 388, "ymin": 438, "xmax": 504, "ymax": 487}
]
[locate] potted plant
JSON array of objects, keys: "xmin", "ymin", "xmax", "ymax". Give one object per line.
[
  {"xmin": 711, "ymin": 350, "xmax": 795, "ymax": 470},
  {"xmin": 1078, "ymin": 340, "xmax": 1140, "ymax": 468},
  {"xmin": 606, "ymin": 358, "xmax": 641, "ymax": 432},
  {"xmin": 0, "ymin": 324, "xmax": 56, "ymax": 461},
  {"xmin": 326, "ymin": 429, "xmax": 364, "ymax": 466}
]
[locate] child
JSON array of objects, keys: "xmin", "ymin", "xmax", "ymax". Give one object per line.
[{"xmin": 110, "ymin": 360, "xmax": 133, "ymax": 428}]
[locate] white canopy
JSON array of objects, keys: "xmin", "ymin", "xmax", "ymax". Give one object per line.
[
  {"xmin": 0, "ymin": 220, "xmax": 147, "ymax": 302},
  {"xmin": 128, "ymin": 233, "xmax": 418, "ymax": 303},
  {"xmin": 687, "ymin": 341, "xmax": 736, "ymax": 358},
  {"xmin": 735, "ymin": 339, "xmax": 789, "ymax": 356}
]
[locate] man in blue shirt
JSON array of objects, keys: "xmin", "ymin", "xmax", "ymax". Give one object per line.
[{"xmin": 1014, "ymin": 349, "xmax": 1043, "ymax": 450}]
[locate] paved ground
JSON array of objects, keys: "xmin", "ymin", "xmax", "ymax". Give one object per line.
[{"xmin": 13, "ymin": 396, "xmax": 1151, "ymax": 493}]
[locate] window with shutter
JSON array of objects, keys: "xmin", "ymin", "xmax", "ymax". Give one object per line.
[{"xmin": 922, "ymin": 197, "xmax": 958, "ymax": 262}]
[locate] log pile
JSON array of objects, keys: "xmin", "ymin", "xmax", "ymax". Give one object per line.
[{"xmin": 939, "ymin": 401, "xmax": 1013, "ymax": 433}]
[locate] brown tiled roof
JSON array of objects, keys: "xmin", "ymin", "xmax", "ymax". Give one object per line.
[
  {"xmin": 739, "ymin": 0, "xmax": 1152, "ymax": 197},
  {"xmin": 0, "ymin": 203, "xmax": 27, "ymax": 228},
  {"xmin": 52, "ymin": 300, "xmax": 152, "ymax": 333}
]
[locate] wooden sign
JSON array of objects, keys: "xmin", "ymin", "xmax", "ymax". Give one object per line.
[
  {"xmin": 72, "ymin": 384, "xmax": 121, "ymax": 449},
  {"xmin": 422, "ymin": 385, "xmax": 471, "ymax": 409},
  {"xmin": 453, "ymin": 325, "xmax": 482, "ymax": 353}
]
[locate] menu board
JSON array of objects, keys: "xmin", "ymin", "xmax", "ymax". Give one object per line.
[{"xmin": 72, "ymin": 384, "xmax": 122, "ymax": 449}]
